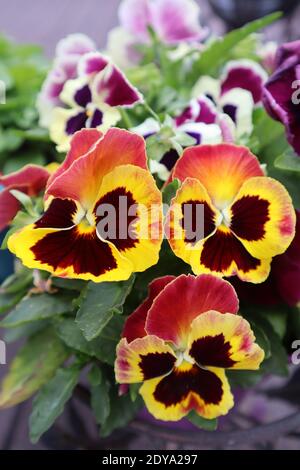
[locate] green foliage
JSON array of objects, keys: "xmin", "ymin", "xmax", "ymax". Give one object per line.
[
  {"xmin": 0, "ymin": 35, "xmax": 57, "ymax": 171},
  {"xmin": 0, "ymin": 327, "xmax": 69, "ymax": 408},
  {"xmin": 88, "ymin": 365, "xmax": 111, "ymax": 426},
  {"xmin": 29, "ymin": 364, "xmax": 81, "ymax": 443},
  {"xmin": 55, "ymin": 314, "xmax": 124, "ymax": 365},
  {"xmin": 0, "ymin": 292, "xmax": 73, "ymax": 328},
  {"xmin": 188, "ymin": 12, "xmax": 281, "ymax": 82},
  {"xmin": 76, "ymin": 276, "xmax": 135, "ymax": 341},
  {"xmin": 100, "ymin": 385, "xmax": 142, "ymax": 438},
  {"xmin": 188, "ymin": 411, "xmax": 218, "ymax": 431}
]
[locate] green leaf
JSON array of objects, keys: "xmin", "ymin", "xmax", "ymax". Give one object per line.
[
  {"xmin": 162, "ymin": 178, "xmax": 180, "ymax": 205},
  {"xmin": 0, "ymin": 291, "xmax": 25, "ymax": 315},
  {"xmin": 1, "ymin": 268, "xmax": 32, "ymax": 294},
  {"xmin": 250, "ymin": 322, "xmax": 271, "ymax": 359},
  {"xmin": 1, "ymin": 293, "xmax": 73, "ymax": 328},
  {"xmin": 56, "ymin": 315, "xmax": 124, "ymax": 366},
  {"xmin": 51, "ymin": 277, "xmax": 87, "ymax": 291},
  {"xmin": 227, "ymin": 369, "xmax": 264, "ymax": 388},
  {"xmin": 100, "ymin": 386, "xmax": 142, "ymax": 438},
  {"xmin": 189, "ymin": 12, "xmax": 281, "ymax": 80},
  {"xmin": 4, "ymin": 320, "xmax": 50, "ymax": 343},
  {"xmin": 0, "ymin": 327, "xmax": 69, "ymax": 408},
  {"xmin": 88, "ymin": 365, "xmax": 110, "ymax": 426},
  {"xmin": 188, "ymin": 411, "xmax": 217, "ymax": 431},
  {"xmin": 76, "ymin": 277, "xmax": 135, "ymax": 341},
  {"xmin": 29, "ymin": 364, "xmax": 81, "ymax": 443},
  {"xmin": 275, "ymin": 149, "xmax": 300, "ymax": 172}
]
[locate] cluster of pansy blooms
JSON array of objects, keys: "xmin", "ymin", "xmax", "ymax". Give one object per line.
[{"xmin": 2, "ymin": 2, "xmax": 300, "ymax": 428}]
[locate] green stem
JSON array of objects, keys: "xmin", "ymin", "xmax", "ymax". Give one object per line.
[
  {"xmin": 143, "ymin": 101, "xmax": 160, "ymax": 123},
  {"xmin": 119, "ymin": 108, "xmax": 133, "ymax": 129}
]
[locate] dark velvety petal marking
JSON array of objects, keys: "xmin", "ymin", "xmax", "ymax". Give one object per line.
[
  {"xmin": 74, "ymin": 84, "xmax": 92, "ymax": 107},
  {"xmin": 222, "ymin": 104, "xmax": 237, "ymax": 123},
  {"xmin": 95, "ymin": 186, "xmax": 138, "ymax": 251},
  {"xmin": 96, "ymin": 64, "xmax": 142, "ymax": 107},
  {"xmin": 200, "ymin": 228, "xmax": 260, "ymax": 273},
  {"xmin": 34, "ymin": 198, "xmax": 79, "ymax": 229},
  {"xmin": 160, "ymin": 149, "xmax": 179, "ymax": 171},
  {"xmin": 196, "ymin": 97, "xmax": 217, "ymax": 124},
  {"xmin": 89, "ymin": 108, "xmax": 103, "ymax": 127},
  {"xmin": 31, "ymin": 227, "xmax": 117, "ymax": 276},
  {"xmin": 230, "ymin": 195, "xmax": 270, "ymax": 241},
  {"xmin": 181, "ymin": 199, "xmax": 216, "ymax": 244},
  {"xmin": 154, "ymin": 364, "xmax": 223, "ymax": 407},
  {"xmin": 139, "ymin": 352, "xmax": 176, "ymax": 380},
  {"xmin": 65, "ymin": 111, "xmax": 87, "ymax": 135},
  {"xmin": 221, "ymin": 62, "xmax": 267, "ymax": 103},
  {"xmin": 190, "ymin": 334, "xmax": 236, "ymax": 368}
]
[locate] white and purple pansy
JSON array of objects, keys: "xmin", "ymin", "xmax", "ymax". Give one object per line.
[
  {"xmin": 132, "ymin": 96, "xmax": 222, "ymax": 180},
  {"xmin": 118, "ymin": 0, "xmax": 207, "ymax": 45},
  {"xmin": 191, "ymin": 59, "xmax": 268, "ymax": 141},
  {"xmin": 50, "ymin": 52, "xmax": 143, "ymax": 152},
  {"xmin": 37, "ymin": 34, "xmax": 96, "ymax": 127}
]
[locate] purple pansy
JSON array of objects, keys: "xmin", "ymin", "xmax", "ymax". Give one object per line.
[
  {"xmin": 263, "ymin": 40, "xmax": 300, "ymax": 156},
  {"xmin": 37, "ymin": 34, "xmax": 96, "ymax": 127},
  {"xmin": 50, "ymin": 52, "xmax": 143, "ymax": 151}
]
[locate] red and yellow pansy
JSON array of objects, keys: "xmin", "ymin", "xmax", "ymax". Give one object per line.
[
  {"xmin": 115, "ymin": 274, "xmax": 264, "ymax": 421},
  {"xmin": 165, "ymin": 143, "xmax": 296, "ymax": 283},
  {"xmin": 8, "ymin": 128, "xmax": 163, "ymax": 282}
]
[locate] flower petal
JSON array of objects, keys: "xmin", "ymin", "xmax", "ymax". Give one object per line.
[
  {"xmin": 187, "ymin": 311, "xmax": 264, "ymax": 370},
  {"xmin": 0, "ymin": 188, "xmax": 21, "ymax": 231},
  {"xmin": 46, "ymin": 129, "xmax": 102, "ymax": 191},
  {"xmin": 115, "ymin": 336, "xmax": 176, "ymax": 383},
  {"xmin": 150, "ymin": 0, "xmax": 206, "ymax": 44},
  {"xmin": 172, "ymin": 144, "xmax": 264, "ymax": 209},
  {"xmin": 8, "ymin": 223, "xmax": 133, "ymax": 282},
  {"xmin": 93, "ymin": 63, "xmax": 143, "ymax": 108},
  {"xmin": 55, "ymin": 33, "xmax": 96, "ymax": 58},
  {"xmin": 77, "ymin": 51, "xmax": 109, "ymax": 76},
  {"xmin": 140, "ymin": 362, "xmax": 233, "ymax": 421},
  {"xmin": 146, "ymin": 274, "xmax": 239, "ymax": 348},
  {"xmin": 47, "ymin": 128, "xmax": 148, "ymax": 208},
  {"xmin": 122, "ymin": 276, "xmax": 176, "ymax": 342},
  {"xmin": 220, "ymin": 88, "xmax": 254, "ymax": 138},
  {"xmin": 229, "ymin": 176, "xmax": 296, "ymax": 259},
  {"xmin": 189, "ymin": 226, "xmax": 272, "ymax": 283},
  {"xmin": 221, "ymin": 59, "xmax": 268, "ymax": 104},
  {"xmin": 165, "ymin": 177, "xmax": 219, "ymax": 266},
  {"xmin": 119, "ymin": 0, "xmax": 151, "ymax": 43},
  {"xmin": 93, "ymin": 164, "xmax": 163, "ymax": 272},
  {"xmin": 0, "ymin": 165, "xmax": 50, "ymax": 230},
  {"xmin": 0, "ymin": 164, "xmax": 50, "ymax": 195}
]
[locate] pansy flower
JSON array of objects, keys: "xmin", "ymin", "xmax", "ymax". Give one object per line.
[
  {"xmin": 193, "ymin": 60, "xmax": 268, "ymax": 140},
  {"xmin": 115, "ymin": 274, "xmax": 264, "ymax": 421},
  {"xmin": 119, "ymin": 0, "xmax": 207, "ymax": 45},
  {"xmin": 165, "ymin": 143, "xmax": 296, "ymax": 283},
  {"xmin": 8, "ymin": 128, "xmax": 163, "ymax": 282},
  {"xmin": 37, "ymin": 34, "xmax": 96, "ymax": 127},
  {"xmin": 0, "ymin": 165, "xmax": 52, "ymax": 231},
  {"xmin": 132, "ymin": 96, "xmax": 222, "ymax": 181},
  {"xmin": 50, "ymin": 52, "xmax": 143, "ymax": 151},
  {"xmin": 263, "ymin": 40, "xmax": 300, "ymax": 155}
]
